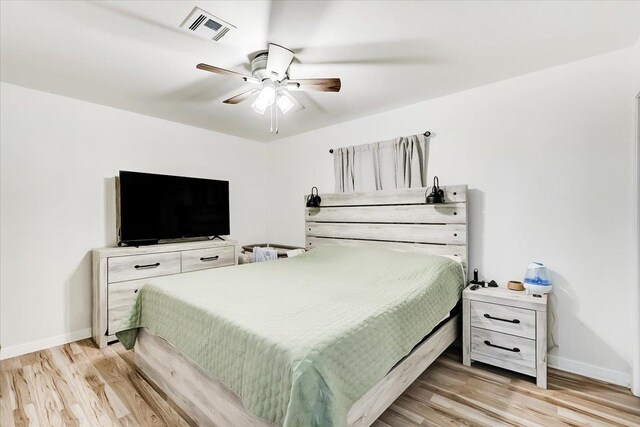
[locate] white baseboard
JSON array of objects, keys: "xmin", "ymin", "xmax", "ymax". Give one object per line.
[
  {"xmin": 0, "ymin": 328, "xmax": 92, "ymax": 360},
  {"xmin": 548, "ymin": 354, "xmax": 631, "ymax": 388}
]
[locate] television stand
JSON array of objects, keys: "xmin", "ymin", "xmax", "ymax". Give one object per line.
[{"xmin": 210, "ymin": 235, "xmax": 225, "ymax": 241}]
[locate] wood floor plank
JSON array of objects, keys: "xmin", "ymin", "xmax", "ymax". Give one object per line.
[
  {"xmin": 49, "ymin": 346, "xmax": 117, "ymax": 426},
  {"xmin": 41, "ymin": 349, "xmax": 82, "ymax": 427},
  {"xmin": 393, "ymin": 394, "xmax": 477, "ymax": 427},
  {"xmin": 388, "ymin": 401, "xmax": 425, "ymax": 424},
  {"xmin": 62, "ymin": 343, "xmax": 89, "ymax": 365},
  {"xmin": 7, "ymin": 367, "xmax": 31, "ymax": 407},
  {"xmin": 22, "ymin": 402, "xmax": 41, "ymax": 427},
  {"xmin": 371, "ymin": 420, "xmax": 393, "ymax": 427},
  {"xmin": 69, "ymin": 402, "xmax": 92, "ymax": 426},
  {"xmin": 46, "ymin": 346, "xmax": 88, "ymax": 426},
  {"xmin": 11, "ymin": 407, "xmax": 30, "ymax": 427},
  {"xmin": 1, "ymin": 342, "xmax": 639, "ymax": 427},
  {"xmin": 19, "ymin": 350, "xmax": 47, "ymax": 368},
  {"xmin": 0, "ymin": 367, "xmax": 17, "ymax": 427},
  {"xmin": 551, "ymin": 370, "xmax": 640, "ymax": 416},
  {"xmin": 100, "ymin": 345, "xmax": 190, "ymax": 427},
  {"xmin": 378, "ymin": 408, "xmax": 421, "ymax": 427},
  {"xmin": 1, "ymin": 357, "xmax": 22, "ymax": 371},
  {"xmin": 460, "ymin": 383, "xmax": 568, "ymax": 427},
  {"xmin": 29, "ymin": 356, "xmax": 65, "ymax": 426}
]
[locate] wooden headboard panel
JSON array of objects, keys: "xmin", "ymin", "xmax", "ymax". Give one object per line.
[{"xmin": 304, "ymin": 185, "xmax": 468, "ymax": 271}]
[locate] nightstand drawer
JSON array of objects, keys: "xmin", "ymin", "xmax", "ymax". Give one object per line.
[
  {"xmin": 471, "ymin": 327, "xmax": 535, "ymax": 374},
  {"xmin": 470, "ymin": 300, "xmax": 535, "ymax": 339},
  {"xmin": 108, "ymin": 252, "xmax": 181, "ymax": 283},
  {"xmin": 181, "ymin": 246, "xmax": 235, "ymax": 273}
]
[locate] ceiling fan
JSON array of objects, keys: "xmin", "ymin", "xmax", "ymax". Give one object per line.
[{"xmin": 197, "ymin": 43, "xmax": 341, "ymax": 133}]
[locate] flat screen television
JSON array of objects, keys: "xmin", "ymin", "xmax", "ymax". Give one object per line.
[{"xmin": 118, "ymin": 171, "xmax": 230, "ymax": 245}]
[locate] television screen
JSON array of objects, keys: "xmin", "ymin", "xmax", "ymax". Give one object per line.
[{"xmin": 118, "ymin": 171, "xmax": 230, "ymax": 244}]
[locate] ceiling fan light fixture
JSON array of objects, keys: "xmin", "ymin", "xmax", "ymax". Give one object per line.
[
  {"xmin": 251, "ymin": 98, "xmax": 268, "ymax": 114},
  {"xmin": 251, "ymin": 85, "xmax": 276, "ymax": 114},
  {"xmin": 196, "ymin": 43, "xmax": 340, "ymax": 131},
  {"xmin": 258, "ymin": 85, "xmax": 276, "ymax": 104},
  {"xmin": 277, "ymin": 92, "xmax": 294, "ymax": 114}
]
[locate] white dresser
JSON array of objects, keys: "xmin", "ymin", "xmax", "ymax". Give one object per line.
[
  {"xmin": 462, "ymin": 286, "xmax": 548, "ymax": 388},
  {"xmin": 92, "ymin": 240, "xmax": 238, "ymax": 348}
]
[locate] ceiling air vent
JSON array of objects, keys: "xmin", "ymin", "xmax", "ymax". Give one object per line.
[{"xmin": 180, "ymin": 7, "xmax": 235, "ymax": 42}]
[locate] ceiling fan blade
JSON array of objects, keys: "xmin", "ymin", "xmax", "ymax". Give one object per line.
[
  {"xmin": 266, "ymin": 44, "xmax": 294, "ymax": 80},
  {"xmin": 223, "ymin": 89, "xmax": 259, "ymax": 104},
  {"xmin": 196, "ymin": 63, "xmax": 258, "ymax": 83},
  {"xmin": 287, "ymin": 78, "xmax": 341, "ymax": 92},
  {"xmin": 283, "ymin": 91, "xmax": 305, "ymax": 113}
]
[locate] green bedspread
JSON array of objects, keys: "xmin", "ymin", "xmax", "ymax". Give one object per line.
[{"xmin": 117, "ymin": 245, "xmax": 464, "ymax": 427}]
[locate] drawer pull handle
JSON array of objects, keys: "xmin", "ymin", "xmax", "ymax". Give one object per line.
[
  {"xmin": 484, "ymin": 313, "xmax": 520, "ymax": 324},
  {"xmin": 200, "ymin": 256, "xmax": 219, "ymax": 262},
  {"xmin": 134, "ymin": 263, "xmax": 160, "ymax": 269},
  {"xmin": 484, "ymin": 340, "xmax": 520, "ymax": 353}
]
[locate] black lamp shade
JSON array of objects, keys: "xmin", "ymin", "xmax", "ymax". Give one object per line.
[
  {"xmin": 425, "ymin": 176, "xmax": 445, "ymax": 204},
  {"xmin": 306, "ymin": 186, "xmax": 321, "ymax": 207},
  {"xmin": 426, "ymin": 192, "xmax": 444, "ymax": 204}
]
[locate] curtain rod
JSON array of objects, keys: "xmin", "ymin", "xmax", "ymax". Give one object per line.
[{"xmin": 329, "ymin": 131, "xmax": 431, "ymax": 154}]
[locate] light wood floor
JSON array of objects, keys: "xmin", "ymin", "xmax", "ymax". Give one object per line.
[{"xmin": 1, "ymin": 340, "xmax": 638, "ymax": 427}]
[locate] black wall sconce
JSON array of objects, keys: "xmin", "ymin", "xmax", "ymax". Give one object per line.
[
  {"xmin": 425, "ymin": 176, "xmax": 445, "ymax": 204},
  {"xmin": 306, "ymin": 186, "xmax": 322, "ymax": 207}
]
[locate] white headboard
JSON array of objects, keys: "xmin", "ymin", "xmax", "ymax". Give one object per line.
[{"xmin": 305, "ymin": 185, "xmax": 468, "ymax": 271}]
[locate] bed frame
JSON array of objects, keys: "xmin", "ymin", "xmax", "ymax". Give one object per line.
[{"xmin": 134, "ymin": 185, "xmax": 468, "ymax": 426}]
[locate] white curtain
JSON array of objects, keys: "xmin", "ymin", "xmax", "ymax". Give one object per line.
[{"xmin": 333, "ymin": 134, "xmax": 429, "ymax": 192}]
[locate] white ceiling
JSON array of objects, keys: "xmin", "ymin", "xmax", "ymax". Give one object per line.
[{"xmin": 2, "ymin": 1, "xmax": 640, "ymax": 142}]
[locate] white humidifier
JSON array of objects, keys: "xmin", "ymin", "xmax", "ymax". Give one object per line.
[{"xmin": 523, "ymin": 262, "xmax": 552, "ymax": 295}]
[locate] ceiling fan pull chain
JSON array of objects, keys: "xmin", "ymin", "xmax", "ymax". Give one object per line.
[
  {"xmin": 275, "ymin": 101, "xmax": 279, "ymax": 134},
  {"xmin": 270, "ymin": 105, "xmax": 274, "ymax": 133}
]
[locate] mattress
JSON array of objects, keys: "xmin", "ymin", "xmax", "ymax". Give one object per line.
[{"xmin": 117, "ymin": 245, "xmax": 464, "ymax": 427}]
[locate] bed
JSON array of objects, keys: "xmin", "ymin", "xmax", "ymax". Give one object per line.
[{"xmin": 118, "ymin": 185, "xmax": 468, "ymax": 427}]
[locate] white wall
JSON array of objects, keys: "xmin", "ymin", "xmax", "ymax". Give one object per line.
[
  {"xmin": 0, "ymin": 83, "xmax": 268, "ymax": 358},
  {"xmin": 635, "ymin": 37, "xmax": 640, "ymax": 95},
  {"xmin": 266, "ymin": 48, "xmax": 637, "ymax": 386},
  {"xmin": 633, "ymin": 36, "xmax": 640, "ymax": 396}
]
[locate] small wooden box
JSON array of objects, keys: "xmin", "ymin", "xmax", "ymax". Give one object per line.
[{"xmin": 462, "ymin": 286, "xmax": 548, "ymax": 388}]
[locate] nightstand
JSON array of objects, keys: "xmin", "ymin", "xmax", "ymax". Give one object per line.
[{"xmin": 462, "ymin": 286, "xmax": 548, "ymax": 388}]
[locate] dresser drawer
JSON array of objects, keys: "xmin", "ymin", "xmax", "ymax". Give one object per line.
[
  {"xmin": 181, "ymin": 246, "xmax": 235, "ymax": 273},
  {"xmin": 108, "ymin": 304, "xmax": 132, "ymax": 335},
  {"xmin": 108, "ymin": 252, "xmax": 181, "ymax": 283},
  {"xmin": 470, "ymin": 300, "xmax": 535, "ymax": 339},
  {"xmin": 107, "ymin": 280, "xmax": 146, "ymax": 335},
  {"xmin": 471, "ymin": 327, "xmax": 536, "ymax": 374},
  {"xmin": 108, "ymin": 279, "xmax": 146, "ymax": 309}
]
